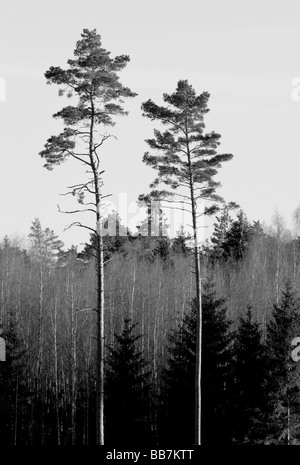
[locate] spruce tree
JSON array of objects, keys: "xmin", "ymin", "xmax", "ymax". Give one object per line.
[
  {"xmin": 0, "ymin": 316, "xmax": 27, "ymax": 445},
  {"xmin": 210, "ymin": 205, "xmax": 232, "ymax": 261},
  {"xmin": 171, "ymin": 227, "xmax": 191, "ymax": 256},
  {"xmin": 265, "ymin": 282, "xmax": 300, "ymax": 444},
  {"xmin": 232, "ymin": 308, "xmax": 268, "ymax": 443},
  {"xmin": 160, "ymin": 283, "xmax": 232, "ymax": 445},
  {"xmin": 105, "ymin": 318, "xmax": 151, "ymax": 445},
  {"xmin": 221, "ymin": 210, "xmax": 252, "ymax": 261}
]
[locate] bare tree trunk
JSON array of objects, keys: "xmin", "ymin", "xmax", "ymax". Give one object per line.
[
  {"xmin": 36, "ymin": 265, "xmax": 44, "ymax": 445},
  {"xmin": 0, "ymin": 277, "xmax": 4, "ymax": 326},
  {"xmin": 287, "ymin": 398, "xmax": 291, "ymax": 445},
  {"xmin": 88, "ymin": 95, "xmax": 105, "ymax": 445},
  {"xmin": 37, "ymin": 266, "xmax": 44, "ymax": 378},
  {"xmin": 129, "ymin": 252, "xmax": 136, "ymax": 320},
  {"xmin": 276, "ymin": 242, "xmax": 280, "ymax": 305},
  {"xmin": 193, "ymin": 226, "xmax": 202, "ymax": 446},
  {"xmin": 93, "ymin": 156, "xmax": 104, "ymax": 445},
  {"xmin": 96, "ymin": 201, "xmax": 104, "ymax": 445},
  {"xmin": 186, "ymin": 135, "xmax": 202, "ymax": 445},
  {"xmin": 14, "ymin": 370, "xmax": 19, "ymax": 445},
  {"xmin": 153, "ymin": 264, "xmax": 163, "ymax": 382},
  {"xmin": 70, "ymin": 277, "xmax": 77, "ymax": 445},
  {"xmin": 53, "ymin": 295, "xmax": 61, "ymax": 445}
]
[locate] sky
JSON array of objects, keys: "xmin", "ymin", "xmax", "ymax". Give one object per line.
[{"xmin": 1, "ymin": 0, "xmax": 300, "ymax": 250}]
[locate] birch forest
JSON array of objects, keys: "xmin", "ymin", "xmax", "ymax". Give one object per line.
[{"xmin": 1, "ymin": 208, "xmax": 300, "ymax": 445}]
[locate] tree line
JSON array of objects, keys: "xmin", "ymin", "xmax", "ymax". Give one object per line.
[{"xmin": 1, "ymin": 210, "xmax": 300, "ymax": 445}]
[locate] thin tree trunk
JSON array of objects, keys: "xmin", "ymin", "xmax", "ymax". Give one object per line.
[
  {"xmin": 14, "ymin": 369, "xmax": 18, "ymax": 445},
  {"xmin": 276, "ymin": 242, "xmax": 280, "ymax": 304},
  {"xmin": 89, "ymin": 96, "xmax": 105, "ymax": 445},
  {"xmin": 70, "ymin": 277, "xmax": 77, "ymax": 445},
  {"xmin": 287, "ymin": 398, "xmax": 291, "ymax": 445},
  {"xmin": 129, "ymin": 251, "xmax": 136, "ymax": 320},
  {"xmin": 193, "ymin": 225, "xmax": 202, "ymax": 446},
  {"xmin": 96, "ymin": 198, "xmax": 104, "ymax": 446},
  {"xmin": 37, "ymin": 266, "xmax": 44, "ymax": 378},
  {"xmin": 186, "ymin": 133, "xmax": 202, "ymax": 445},
  {"xmin": 53, "ymin": 295, "xmax": 61, "ymax": 445},
  {"xmin": 153, "ymin": 264, "xmax": 163, "ymax": 382},
  {"xmin": 36, "ymin": 265, "xmax": 44, "ymax": 445}
]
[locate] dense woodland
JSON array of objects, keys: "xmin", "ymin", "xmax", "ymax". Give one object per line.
[
  {"xmin": 1, "ymin": 28, "xmax": 300, "ymax": 447},
  {"xmin": 1, "ymin": 208, "xmax": 300, "ymax": 445}
]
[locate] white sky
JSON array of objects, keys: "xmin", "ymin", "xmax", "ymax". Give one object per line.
[{"xmin": 1, "ymin": 0, "xmax": 300, "ymax": 249}]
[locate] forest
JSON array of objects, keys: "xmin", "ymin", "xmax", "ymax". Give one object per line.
[
  {"xmin": 1, "ymin": 208, "xmax": 300, "ymax": 446},
  {"xmin": 1, "ymin": 28, "xmax": 300, "ymax": 447}
]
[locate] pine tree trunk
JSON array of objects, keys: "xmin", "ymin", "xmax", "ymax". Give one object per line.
[
  {"xmin": 88, "ymin": 100, "xmax": 105, "ymax": 445},
  {"xmin": 96, "ymin": 201, "xmax": 104, "ymax": 445},
  {"xmin": 186, "ymin": 139, "xmax": 202, "ymax": 446},
  {"xmin": 193, "ymin": 223, "xmax": 202, "ymax": 446}
]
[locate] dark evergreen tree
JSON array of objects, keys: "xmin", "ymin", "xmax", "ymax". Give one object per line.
[
  {"xmin": 211, "ymin": 210, "xmax": 264, "ymax": 263},
  {"xmin": 171, "ymin": 227, "xmax": 191, "ymax": 256},
  {"xmin": 221, "ymin": 210, "xmax": 252, "ymax": 261},
  {"xmin": 0, "ymin": 316, "xmax": 27, "ymax": 445},
  {"xmin": 265, "ymin": 282, "xmax": 300, "ymax": 444},
  {"xmin": 105, "ymin": 318, "xmax": 151, "ymax": 445},
  {"xmin": 79, "ymin": 212, "xmax": 133, "ymax": 263},
  {"xmin": 231, "ymin": 308, "xmax": 269, "ymax": 444},
  {"xmin": 160, "ymin": 283, "xmax": 232, "ymax": 445},
  {"xmin": 210, "ymin": 205, "xmax": 232, "ymax": 261},
  {"xmin": 148, "ymin": 236, "xmax": 170, "ymax": 263}
]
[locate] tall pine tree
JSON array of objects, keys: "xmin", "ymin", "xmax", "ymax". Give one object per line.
[
  {"xmin": 39, "ymin": 29, "xmax": 136, "ymax": 444},
  {"xmin": 140, "ymin": 80, "xmax": 233, "ymax": 444}
]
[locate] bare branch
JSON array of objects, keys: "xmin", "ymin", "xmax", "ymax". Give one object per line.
[
  {"xmin": 159, "ymin": 203, "xmax": 192, "ymax": 214},
  {"xmin": 77, "ymin": 307, "xmax": 97, "ymax": 313},
  {"xmin": 104, "ymin": 256, "xmax": 114, "ymax": 266},
  {"xmin": 67, "ymin": 150, "xmax": 93, "ymax": 167},
  {"xmin": 64, "ymin": 180, "xmax": 97, "ymax": 196},
  {"xmin": 67, "ymin": 181, "xmax": 95, "ymax": 189},
  {"xmin": 64, "ymin": 222, "xmax": 97, "ymax": 234},
  {"xmin": 57, "ymin": 204, "xmax": 97, "ymax": 215},
  {"xmin": 161, "ymin": 198, "xmax": 191, "ymax": 207},
  {"xmin": 82, "ymin": 201, "xmax": 97, "ymax": 207},
  {"xmin": 94, "ymin": 133, "xmax": 116, "ymax": 150}
]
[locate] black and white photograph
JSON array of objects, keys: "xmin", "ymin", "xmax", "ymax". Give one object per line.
[{"xmin": 1, "ymin": 0, "xmax": 300, "ymax": 453}]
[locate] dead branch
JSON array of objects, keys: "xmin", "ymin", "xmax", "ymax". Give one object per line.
[{"xmin": 57, "ymin": 205, "xmax": 97, "ymax": 215}]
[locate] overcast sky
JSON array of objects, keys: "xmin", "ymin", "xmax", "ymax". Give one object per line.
[{"xmin": 1, "ymin": 0, "xmax": 300, "ymax": 249}]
